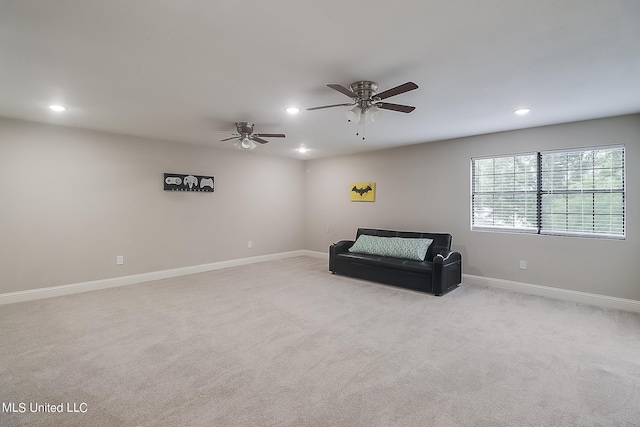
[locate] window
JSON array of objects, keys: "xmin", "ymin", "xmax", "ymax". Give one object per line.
[
  {"xmin": 472, "ymin": 153, "xmax": 538, "ymax": 232},
  {"xmin": 541, "ymin": 147, "xmax": 625, "ymax": 237},
  {"xmin": 472, "ymin": 145, "xmax": 625, "ymax": 238}
]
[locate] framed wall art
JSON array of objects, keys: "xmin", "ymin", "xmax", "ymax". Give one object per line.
[
  {"xmin": 164, "ymin": 173, "xmax": 214, "ymax": 192},
  {"xmin": 350, "ymin": 182, "xmax": 375, "ymax": 202}
]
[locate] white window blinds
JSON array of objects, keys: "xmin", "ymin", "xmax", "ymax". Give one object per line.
[
  {"xmin": 472, "ymin": 154, "xmax": 538, "ymax": 232},
  {"xmin": 541, "ymin": 146, "xmax": 625, "ymax": 237}
]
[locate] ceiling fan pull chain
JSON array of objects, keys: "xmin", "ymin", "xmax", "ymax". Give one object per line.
[{"xmin": 354, "ymin": 117, "xmax": 366, "ymax": 140}]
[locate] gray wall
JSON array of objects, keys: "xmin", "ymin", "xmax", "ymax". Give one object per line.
[
  {"xmin": 304, "ymin": 114, "xmax": 640, "ymax": 300},
  {"xmin": 0, "ymin": 118, "xmax": 305, "ymax": 293},
  {"xmin": 2, "ymin": 114, "xmax": 639, "ymax": 301}
]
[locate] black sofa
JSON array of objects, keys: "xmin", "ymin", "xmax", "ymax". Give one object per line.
[{"xmin": 329, "ymin": 228, "xmax": 462, "ymax": 296}]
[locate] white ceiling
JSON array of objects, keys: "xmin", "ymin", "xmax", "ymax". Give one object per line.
[{"xmin": 1, "ymin": 1, "xmax": 639, "ymax": 159}]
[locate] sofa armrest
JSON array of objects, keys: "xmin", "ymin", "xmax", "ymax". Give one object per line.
[
  {"xmin": 329, "ymin": 240, "xmax": 354, "ymax": 272},
  {"xmin": 433, "ymin": 249, "xmax": 461, "ymax": 265},
  {"xmin": 332, "ymin": 240, "xmax": 354, "ymax": 253},
  {"xmin": 432, "ymin": 250, "xmax": 462, "ymax": 296}
]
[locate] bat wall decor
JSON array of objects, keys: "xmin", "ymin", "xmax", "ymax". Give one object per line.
[
  {"xmin": 350, "ymin": 182, "xmax": 375, "ymax": 202},
  {"xmin": 164, "ymin": 173, "xmax": 214, "ymax": 192}
]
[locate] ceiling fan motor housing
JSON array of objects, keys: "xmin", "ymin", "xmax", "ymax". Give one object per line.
[
  {"xmin": 349, "ymin": 81, "xmax": 378, "ymax": 98},
  {"xmin": 350, "ymin": 81, "xmax": 378, "ymax": 111},
  {"xmin": 236, "ymin": 121, "xmax": 255, "ymax": 135}
]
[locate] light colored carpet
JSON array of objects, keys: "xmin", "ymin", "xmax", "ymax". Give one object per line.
[{"xmin": 1, "ymin": 256, "xmax": 639, "ymax": 426}]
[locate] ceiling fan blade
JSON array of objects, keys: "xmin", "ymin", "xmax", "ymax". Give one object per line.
[
  {"xmin": 219, "ymin": 136, "xmax": 239, "ymax": 142},
  {"xmin": 251, "ymin": 136, "xmax": 269, "ymax": 144},
  {"xmin": 254, "ymin": 133, "xmax": 285, "ymax": 138},
  {"xmin": 306, "ymin": 102, "xmax": 355, "ymax": 111},
  {"xmin": 376, "ymin": 102, "xmax": 416, "ymax": 113},
  {"xmin": 327, "ymin": 84, "xmax": 357, "ymax": 98},
  {"xmin": 374, "ymin": 82, "xmax": 419, "ymax": 100}
]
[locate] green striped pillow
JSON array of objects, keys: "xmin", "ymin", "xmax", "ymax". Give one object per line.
[{"xmin": 348, "ymin": 235, "xmax": 433, "ymax": 261}]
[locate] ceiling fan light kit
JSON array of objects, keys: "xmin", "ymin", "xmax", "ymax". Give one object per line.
[
  {"xmin": 347, "ymin": 104, "xmax": 382, "ymax": 124},
  {"xmin": 234, "ymin": 136, "xmax": 257, "ymax": 150}
]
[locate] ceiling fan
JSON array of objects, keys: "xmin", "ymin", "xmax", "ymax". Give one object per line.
[
  {"xmin": 307, "ymin": 80, "xmax": 418, "ymax": 119},
  {"xmin": 215, "ymin": 122, "xmax": 285, "ymax": 150}
]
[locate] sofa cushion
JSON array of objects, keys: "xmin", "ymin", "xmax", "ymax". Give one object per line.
[
  {"xmin": 355, "ymin": 229, "xmax": 451, "ymax": 262},
  {"xmin": 347, "ymin": 235, "xmax": 433, "ymax": 261},
  {"xmin": 337, "ymin": 252, "xmax": 433, "ymax": 274}
]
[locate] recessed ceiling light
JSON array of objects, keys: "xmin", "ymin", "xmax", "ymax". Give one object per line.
[
  {"xmin": 48, "ymin": 105, "xmax": 67, "ymax": 112},
  {"xmin": 286, "ymin": 107, "xmax": 300, "ymax": 115},
  {"xmin": 514, "ymin": 108, "xmax": 530, "ymax": 115},
  {"xmin": 297, "ymin": 147, "xmax": 308, "ymax": 153}
]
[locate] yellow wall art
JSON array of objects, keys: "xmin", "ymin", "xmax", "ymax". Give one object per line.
[{"xmin": 350, "ymin": 182, "xmax": 376, "ymax": 202}]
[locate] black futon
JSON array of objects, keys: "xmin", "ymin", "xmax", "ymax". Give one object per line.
[{"xmin": 329, "ymin": 228, "xmax": 462, "ymax": 296}]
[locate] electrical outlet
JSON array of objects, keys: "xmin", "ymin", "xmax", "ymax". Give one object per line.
[
  {"xmin": 248, "ymin": 240, "xmax": 252, "ymax": 248},
  {"xmin": 519, "ymin": 260, "xmax": 526, "ymax": 270},
  {"xmin": 116, "ymin": 255, "xmax": 124, "ymax": 265},
  {"xmin": 326, "ymin": 226, "xmax": 330, "ymax": 233}
]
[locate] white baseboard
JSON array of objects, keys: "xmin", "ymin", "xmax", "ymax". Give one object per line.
[
  {"xmin": 0, "ymin": 250, "xmax": 310, "ymax": 306},
  {"xmin": 301, "ymin": 249, "xmax": 329, "ymax": 260},
  {"xmin": 463, "ymin": 274, "xmax": 640, "ymax": 313}
]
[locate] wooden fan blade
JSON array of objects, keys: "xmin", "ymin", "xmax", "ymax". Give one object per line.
[
  {"xmin": 375, "ymin": 82, "xmax": 418, "ymax": 100},
  {"xmin": 376, "ymin": 102, "xmax": 416, "ymax": 113},
  {"xmin": 219, "ymin": 136, "xmax": 238, "ymax": 142},
  {"xmin": 254, "ymin": 133, "xmax": 285, "ymax": 138},
  {"xmin": 327, "ymin": 84, "xmax": 357, "ymax": 98},
  {"xmin": 306, "ymin": 103, "xmax": 355, "ymax": 111},
  {"xmin": 252, "ymin": 136, "xmax": 269, "ymax": 144}
]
